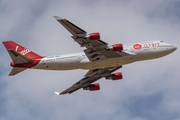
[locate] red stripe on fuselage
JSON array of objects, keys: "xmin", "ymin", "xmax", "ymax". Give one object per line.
[{"xmin": 10, "ymin": 58, "xmax": 42, "ymax": 68}]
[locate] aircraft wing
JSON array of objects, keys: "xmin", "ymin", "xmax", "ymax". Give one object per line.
[
  {"xmin": 53, "ymin": 16, "xmax": 87, "ymax": 36},
  {"xmin": 55, "ymin": 66, "xmax": 122, "ymax": 95},
  {"xmin": 54, "ymin": 16, "xmax": 130, "ymax": 61}
]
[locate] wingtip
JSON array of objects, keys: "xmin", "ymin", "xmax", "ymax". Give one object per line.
[
  {"xmin": 54, "ymin": 92, "xmax": 60, "ymax": 95},
  {"xmin": 53, "ymin": 16, "xmax": 63, "ymax": 20}
]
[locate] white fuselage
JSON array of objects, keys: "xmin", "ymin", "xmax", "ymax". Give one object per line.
[{"xmin": 33, "ymin": 41, "xmax": 176, "ymax": 70}]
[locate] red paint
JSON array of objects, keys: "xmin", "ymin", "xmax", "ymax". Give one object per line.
[
  {"xmin": 111, "ymin": 72, "xmax": 123, "ymax": 80},
  {"xmin": 112, "ymin": 44, "xmax": 123, "ymax": 51},
  {"xmin": 157, "ymin": 42, "xmax": 160, "ymax": 46},
  {"xmin": 152, "ymin": 43, "xmax": 155, "ymax": 47},
  {"xmin": 2, "ymin": 40, "xmax": 43, "ymax": 68},
  {"xmin": 133, "ymin": 44, "xmax": 142, "ymax": 50},
  {"xmin": 84, "ymin": 83, "xmax": 100, "ymax": 91},
  {"xmin": 2, "ymin": 40, "xmax": 43, "ymax": 59},
  {"xmin": 10, "ymin": 62, "xmax": 15, "ymax": 67},
  {"xmin": 143, "ymin": 43, "xmax": 160, "ymax": 47},
  {"xmin": 10, "ymin": 59, "xmax": 42, "ymax": 68},
  {"xmin": 143, "ymin": 44, "xmax": 148, "ymax": 47},
  {"xmin": 89, "ymin": 32, "xmax": 100, "ymax": 40}
]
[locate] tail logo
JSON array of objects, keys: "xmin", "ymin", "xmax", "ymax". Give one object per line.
[{"xmin": 16, "ymin": 46, "xmax": 31, "ymax": 55}]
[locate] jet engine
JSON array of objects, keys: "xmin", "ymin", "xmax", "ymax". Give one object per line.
[
  {"xmin": 87, "ymin": 32, "xmax": 100, "ymax": 40},
  {"xmin": 83, "ymin": 83, "xmax": 100, "ymax": 91},
  {"xmin": 106, "ymin": 72, "xmax": 123, "ymax": 80},
  {"xmin": 109, "ymin": 44, "xmax": 123, "ymax": 51}
]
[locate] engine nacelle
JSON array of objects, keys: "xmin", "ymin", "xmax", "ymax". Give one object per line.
[
  {"xmin": 106, "ymin": 72, "xmax": 123, "ymax": 80},
  {"xmin": 110, "ymin": 44, "xmax": 123, "ymax": 51},
  {"xmin": 83, "ymin": 83, "xmax": 100, "ymax": 91},
  {"xmin": 87, "ymin": 32, "xmax": 100, "ymax": 40}
]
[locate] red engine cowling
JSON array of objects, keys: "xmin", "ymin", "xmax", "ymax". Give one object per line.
[
  {"xmin": 88, "ymin": 32, "xmax": 100, "ymax": 40},
  {"xmin": 83, "ymin": 83, "xmax": 100, "ymax": 91},
  {"xmin": 111, "ymin": 44, "xmax": 123, "ymax": 51},
  {"xmin": 107, "ymin": 72, "xmax": 123, "ymax": 80}
]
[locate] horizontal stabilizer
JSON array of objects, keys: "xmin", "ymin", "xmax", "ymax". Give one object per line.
[
  {"xmin": 9, "ymin": 67, "xmax": 26, "ymax": 76},
  {"xmin": 8, "ymin": 50, "xmax": 34, "ymax": 64}
]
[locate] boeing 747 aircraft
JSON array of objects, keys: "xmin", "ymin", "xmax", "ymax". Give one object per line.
[{"xmin": 2, "ymin": 16, "xmax": 177, "ymax": 95}]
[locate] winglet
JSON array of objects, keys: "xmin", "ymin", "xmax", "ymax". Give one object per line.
[
  {"xmin": 53, "ymin": 16, "xmax": 63, "ymax": 20},
  {"xmin": 54, "ymin": 92, "xmax": 60, "ymax": 95}
]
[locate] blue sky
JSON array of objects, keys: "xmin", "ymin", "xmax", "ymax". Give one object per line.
[{"xmin": 0, "ymin": 0, "xmax": 180, "ymax": 120}]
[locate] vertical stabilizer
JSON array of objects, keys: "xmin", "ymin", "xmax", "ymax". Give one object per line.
[
  {"xmin": 2, "ymin": 40, "xmax": 43, "ymax": 76},
  {"xmin": 2, "ymin": 40, "xmax": 43, "ymax": 59}
]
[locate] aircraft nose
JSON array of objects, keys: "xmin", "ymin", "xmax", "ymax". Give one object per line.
[
  {"xmin": 172, "ymin": 46, "xmax": 177, "ymax": 51},
  {"xmin": 168, "ymin": 46, "xmax": 177, "ymax": 53}
]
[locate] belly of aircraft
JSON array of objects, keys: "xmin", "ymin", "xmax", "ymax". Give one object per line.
[
  {"xmin": 33, "ymin": 56, "xmax": 136, "ymax": 70},
  {"xmin": 32, "ymin": 50, "xmax": 168, "ymax": 71},
  {"xmin": 79, "ymin": 56, "xmax": 135, "ymax": 69}
]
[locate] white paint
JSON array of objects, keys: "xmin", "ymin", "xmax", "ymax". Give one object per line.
[
  {"xmin": 32, "ymin": 41, "xmax": 176, "ymax": 70},
  {"xmin": 15, "ymin": 46, "xmax": 19, "ymax": 51}
]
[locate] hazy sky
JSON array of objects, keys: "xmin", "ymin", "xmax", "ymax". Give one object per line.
[{"xmin": 0, "ymin": 0, "xmax": 180, "ymax": 120}]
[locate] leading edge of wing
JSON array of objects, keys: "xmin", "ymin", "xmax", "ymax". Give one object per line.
[{"xmin": 53, "ymin": 16, "xmax": 86, "ymax": 35}]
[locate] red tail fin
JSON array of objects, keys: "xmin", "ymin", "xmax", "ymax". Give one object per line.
[{"xmin": 2, "ymin": 40, "xmax": 43, "ymax": 59}]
